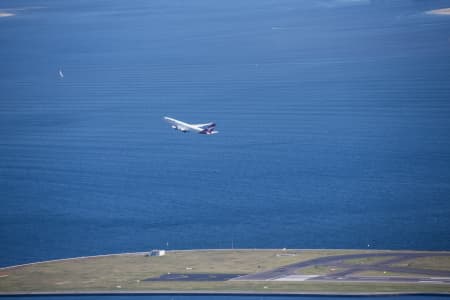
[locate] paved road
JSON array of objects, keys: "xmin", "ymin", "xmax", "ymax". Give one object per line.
[
  {"xmin": 145, "ymin": 273, "xmax": 244, "ymax": 281},
  {"xmin": 232, "ymin": 252, "xmax": 450, "ymax": 283},
  {"xmin": 317, "ymin": 276, "xmax": 450, "ymax": 284}
]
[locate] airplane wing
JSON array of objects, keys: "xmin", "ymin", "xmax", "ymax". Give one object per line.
[
  {"xmin": 192, "ymin": 122, "xmax": 215, "ymax": 128},
  {"xmin": 164, "ymin": 116, "xmax": 218, "ymax": 134},
  {"xmin": 164, "ymin": 117, "xmax": 190, "ymax": 132}
]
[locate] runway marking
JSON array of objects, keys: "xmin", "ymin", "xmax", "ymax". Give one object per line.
[{"xmin": 274, "ymin": 275, "xmax": 319, "ymax": 282}]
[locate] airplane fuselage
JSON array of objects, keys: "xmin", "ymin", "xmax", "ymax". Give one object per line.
[{"xmin": 164, "ymin": 116, "xmax": 218, "ymax": 135}]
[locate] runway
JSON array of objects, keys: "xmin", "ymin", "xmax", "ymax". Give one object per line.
[
  {"xmin": 232, "ymin": 252, "xmax": 450, "ymax": 284},
  {"xmin": 145, "ymin": 273, "xmax": 244, "ymax": 281}
]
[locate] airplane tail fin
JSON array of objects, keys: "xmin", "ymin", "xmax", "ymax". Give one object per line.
[
  {"xmin": 206, "ymin": 123, "xmax": 217, "ymax": 134},
  {"xmin": 200, "ymin": 126, "xmax": 218, "ymax": 135},
  {"xmin": 207, "ymin": 128, "xmax": 218, "ymax": 134}
]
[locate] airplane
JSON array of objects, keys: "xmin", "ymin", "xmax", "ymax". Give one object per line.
[{"xmin": 164, "ymin": 116, "xmax": 218, "ymax": 135}]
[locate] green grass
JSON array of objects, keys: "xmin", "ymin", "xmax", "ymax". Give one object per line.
[
  {"xmin": 392, "ymin": 255, "xmax": 450, "ymax": 271},
  {"xmin": 342, "ymin": 256, "xmax": 396, "ymax": 265},
  {"xmin": 296, "ymin": 265, "xmax": 343, "ymax": 275},
  {"xmin": 353, "ymin": 270, "xmax": 430, "ymax": 278},
  {"xmin": 0, "ymin": 250, "xmax": 336, "ymax": 292},
  {"xmin": 2, "ymin": 280, "xmax": 449, "ymax": 294}
]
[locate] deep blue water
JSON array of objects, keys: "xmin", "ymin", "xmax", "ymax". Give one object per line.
[{"xmin": 1, "ymin": 1, "xmax": 450, "ymax": 299}]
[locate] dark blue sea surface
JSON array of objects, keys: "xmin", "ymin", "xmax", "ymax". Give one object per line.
[{"xmin": 1, "ymin": 0, "xmax": 450, "ymax": 278}]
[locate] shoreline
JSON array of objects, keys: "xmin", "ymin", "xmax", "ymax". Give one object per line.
[
  {"xmin": 1, "ymin": 248, "xmax": 441, "ymax": 271},
  {"xmin": 1, "ymin": 249, "xmax": 449, "ymax": 296},
  {"xmin": 1, "ymin": 291, "xmax": 450, "ymax": 297}
]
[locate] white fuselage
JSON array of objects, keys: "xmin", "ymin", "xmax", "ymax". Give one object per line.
[{"xmin": 163, "ymin": 116, "xmax": 218, "ymax": 135}]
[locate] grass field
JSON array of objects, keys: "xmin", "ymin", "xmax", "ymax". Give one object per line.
[
  {"xmin": 0, "ymin": 249, "xmax": 449, "ymax": 295},
  {"xmin": 341, "ymin": 256, "xmax": 397, "ymax": 265},
  {"xmin": 393, "ymin": 256, "xmax": 450, "ymax": 271}
]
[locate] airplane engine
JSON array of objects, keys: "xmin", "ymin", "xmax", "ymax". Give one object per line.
[{"xmin": 172, "ymin": 125, "xmax": 187, "ymax": 132}]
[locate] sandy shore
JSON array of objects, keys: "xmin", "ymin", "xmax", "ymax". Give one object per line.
[
  {"xmin": 0, "ymin": 12, "xmax": 15, "ymax": 17},
  {"xmin": 427, "ymin": 8, "xmax": 450, "ymax": 15}
]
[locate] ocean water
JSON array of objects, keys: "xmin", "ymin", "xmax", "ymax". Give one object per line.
[{"xmin": 1, "ymin": 1, "xmax": 450, "ymax": 297}]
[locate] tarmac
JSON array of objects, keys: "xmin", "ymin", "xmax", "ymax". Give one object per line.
[{"xmin": 232, "ymin": 252, "xmax": 450, "ymax": 284}]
